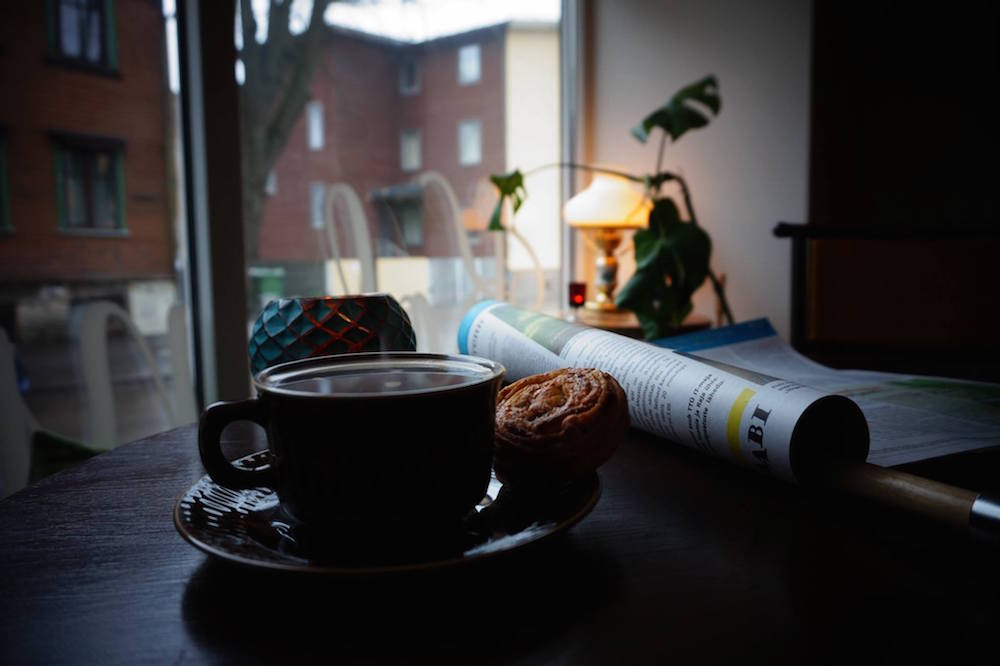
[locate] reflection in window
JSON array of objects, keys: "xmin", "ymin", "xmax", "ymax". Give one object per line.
[
  {"xmin": 458, "ymin": 120, "xmax": 482, "ymax": 166},
  {"xmin": 306, "ymin": 100, "xmax": 324, "ymax": 151},
  {"xmin": 54, "ymin": 138, "xmax": 123, "ymax": 231},
  {"xmin": 52, "ymin": 0, "xmax": 113, "ymax": 68},
  {"xmin": 457, "ymin": 44, "xmax": 481, "ymax": 85},
  {"xmin": 400, "ymin": 130, "xmax": 421, "ymax": 172},
  {"xmin": 399, "ymin": 58, "xmax": 419, "ymax": 95}
]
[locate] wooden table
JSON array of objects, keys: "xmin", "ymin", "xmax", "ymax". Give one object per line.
[{"xmin": 2, "ymin": 424, "xmax": 998, "ymax": 663}]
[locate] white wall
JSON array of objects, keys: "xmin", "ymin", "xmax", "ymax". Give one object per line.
[
  {"xmin": 505, "ymin": 24, "xmax": 562, "ymax": 271},
  {"xmin": 586, "ymin": 0, "xmax": 811, "ymax": 338}
]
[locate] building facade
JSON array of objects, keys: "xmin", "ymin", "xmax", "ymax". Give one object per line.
[{"xmin": 0, "ymin": 0, "xmax": 173, "ymax": 335}]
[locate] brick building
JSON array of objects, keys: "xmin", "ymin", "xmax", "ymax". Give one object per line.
[
  {"xmin": 254, "ymin": 23, "xmax": 508, "ymax": 265},
  {"xmin": 0, "ymin": 0, "xmax": 172, "ymax": 334}
]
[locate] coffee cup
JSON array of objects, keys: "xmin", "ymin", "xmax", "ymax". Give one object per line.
[{"xmin": 198, "ymin": 352, "xmax": 505, "ymax": 531}]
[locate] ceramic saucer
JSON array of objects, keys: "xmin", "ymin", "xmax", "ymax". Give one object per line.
[{"xmin": 174, "ymin": 451, "xmax": 600, "ymax": 575}]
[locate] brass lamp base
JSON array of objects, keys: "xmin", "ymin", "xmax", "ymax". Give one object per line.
[{"xmin": 579, "ymin": 226, "xmax": 626, "ymax": 312}]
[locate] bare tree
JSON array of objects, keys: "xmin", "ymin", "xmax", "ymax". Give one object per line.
[{"xmin": 238, "ymin": 0, "xmax": 331, "ymax": 262}]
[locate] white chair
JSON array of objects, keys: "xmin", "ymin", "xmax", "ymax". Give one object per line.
[
  {"xmin": 0, "ymin": 328, "xmax": 36, "ymax": 498},
  {"xmin": 321, "ymin": 182, "xmax": 378, "ymax": 295},
  {"xmin": 76, "ymin": 301, "xmax": 196, "ymax": 450}
]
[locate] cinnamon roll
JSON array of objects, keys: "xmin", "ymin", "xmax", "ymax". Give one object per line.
[{"xmin": 494, "ymin": 368, "xmax": 629, "ymax": 485}]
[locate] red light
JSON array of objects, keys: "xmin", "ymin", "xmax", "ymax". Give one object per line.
[{"xmin": 568, "ymin": 282, "xmax": 586, "ymax": 309}]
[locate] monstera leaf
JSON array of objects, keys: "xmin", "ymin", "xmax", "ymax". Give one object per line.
[
  {"xmin": 615, "ymin": 198, "xmax": 711, "ymax": 339},
  {"xmin": 632, "ymin": 75, "xmax": 721, "ymax": 144},
  {"xmin": 489, "ymin": 170, "xmax": 526, "ymax": 231}
]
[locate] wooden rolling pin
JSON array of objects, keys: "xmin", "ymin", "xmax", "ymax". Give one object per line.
[{"xmin": 820, "ymin": 462, "xmax": 1000, "ymax": 544}]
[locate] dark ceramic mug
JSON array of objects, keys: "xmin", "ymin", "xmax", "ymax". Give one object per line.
[
  {"xmin": 199, "ymin": 352, "xmax": 505, "ymax": 530},
  {"xmin": 248, "ymin": 294, "xmax": 417, "ymax": 375}
]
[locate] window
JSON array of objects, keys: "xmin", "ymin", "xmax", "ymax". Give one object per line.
[
  {"xmin": 399, "ymin": 58, "xmax": 420, "ymax": 95},
  {"xmin": 0, "ymin": 131, "xmax": 10, "ymax": 231},
  {"xmin": 48, "ymin": 0, "xmax": 117, "ymax": 71},
  {"xmin": 457, "ymin": 44, "xmax": 481, "ymax": 85},
  {"xmin": 458, "ymin": 120, "xmax": 482, "ymax": 166},
  {"xmin": 400, "ymin": 130, "xmax": 421, "ymax": 172},
  {"xmin": 306, "ymin": 101, "xmax": 324, "ymax": 151},
  {"xmin": 265, "ymin": 169, "xmax": 278, "ymax": 196},
  {"xmin": 52, "ymin": 135, "xmax": 124, "ymax": 232},
  {"xmin": 309, "ymin": 182, "xmax": 325, "ymax": 229}
]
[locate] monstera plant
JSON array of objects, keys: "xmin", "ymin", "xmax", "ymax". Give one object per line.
[{"xmin": 490, "ymin": 75, "xmax": 733, "ymax": 340}]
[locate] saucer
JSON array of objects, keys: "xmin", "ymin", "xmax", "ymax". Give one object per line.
[{"xmin": 174, "ymin": 451, "xmax": 601, "ymax": 575}]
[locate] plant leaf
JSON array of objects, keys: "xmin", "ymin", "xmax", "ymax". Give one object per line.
[
  {"xmin": 488, "ymin": 170, "xmax": 527, "ymax": 231},
  {"xmin": 616, "ymin": 197, "xmax": 711, "ymax": 338},
  {"xmin": 631, "ymin": 75, "xmax": 721, "ymax": 144}
]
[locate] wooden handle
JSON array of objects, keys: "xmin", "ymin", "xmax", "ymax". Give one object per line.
[{"xmin": 820, "ymin": 463, "xmax": 977, "ymax": 532}]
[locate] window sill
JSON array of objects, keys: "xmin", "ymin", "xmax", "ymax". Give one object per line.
[
  {"xmin": 45, "ymin": 56, "xmax": 121, "ymax": 79},
  {"xmin": 58, "ymin": 228, "xmax": 130, "ymax": 239}
]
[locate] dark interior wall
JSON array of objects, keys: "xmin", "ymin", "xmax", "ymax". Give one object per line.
[
  {"xmin": 801, "ymin": 1, "xmax": 999, "ymax": 378},
  {"xmin": 809, "ymin": 1, "xmax": 998, "ymax": 229}
]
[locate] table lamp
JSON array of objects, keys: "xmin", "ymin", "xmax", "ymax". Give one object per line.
[{"xmin": 563, "ymin": 175, "xmax": 651, "ymax": 311}]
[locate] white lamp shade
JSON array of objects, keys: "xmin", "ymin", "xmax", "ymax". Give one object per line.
[{"xmin": 563, "ymin": 175, "xmax": 651, "ymax": 229}]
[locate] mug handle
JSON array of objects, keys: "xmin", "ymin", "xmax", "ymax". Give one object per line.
[{"xmin": 198, "ymin": 399, "xmax": 276, "ymax": 490}]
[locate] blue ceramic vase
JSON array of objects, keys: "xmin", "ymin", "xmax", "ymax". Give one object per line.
[{"xmin": 248, "ymin": 294, "xmax": 417, "ymax": 375}]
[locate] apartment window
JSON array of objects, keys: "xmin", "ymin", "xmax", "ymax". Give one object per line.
[
  {"xmin": 399, "ymin": 58, "xmax": 420, "ymax": 95},
  {"xmin": 458, "ymin": 120, "xmax": 482, "ymax": 166},
  {"xmin": 0, "ymin": 131, "xmax": 10, "ymax": 231},
  {"xmin": 52, "ymin": 134, "xmax": 124, "ymax": 232},
  {"xmin": 265, "ymin": 169, "xmax": 278, "ymax": 196},
  {"xmin": 309, "ymin": 182, "xmax": 326, "ymax": 229},
  {"xmin": 400, "ymin": 130, "xmax": 421, "ymax": 172},
  {"xmin": 306, "ymin": 101, "xmax": 324, "ymax": 151},
  {"xmin": 457, "ymin": 44, "xmax": 481, "ymax": 85},
  {"xmin": 47, "ymin": 0, "xmax": 118, "ymax": 71}
]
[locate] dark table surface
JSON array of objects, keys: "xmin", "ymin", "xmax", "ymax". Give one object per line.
[{"xmin": 2, "ymin": 423, "xmax": 999, "ymax": 664}]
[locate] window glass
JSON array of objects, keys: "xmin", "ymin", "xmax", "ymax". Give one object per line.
[
  {"xmin": 457, "ymin": 43, "xmax": 481, "ymax": 85},
  {"xmin": 458, "ymin": 120, "xmax": 482, "ymax": 166},
  {"xmin": 55, "ymin": 142, "xmax": 121, "ymax": 230},
  {"xmin": 399, "ymin": 130, "xmax": 421, "ymax": 172},
  {"xmin": 399, "ymin": 58, "xmax": 419, "ymax": 95},
  {"xmin": 240, "ymin": 0, "xmax": 563, "ymax": 355},
  {"xmin": 309, "ymin": 181, "xmax": 325, "ymax": 229},
  {"xmin": 306, "ymin": 100, "xmax": 324, "ymax": 151},
  {"xmin": 0, "ymin": 1, "xmax": 192, "ymax": 492},
  {"xmin": 55, "ymin": 0, "xmax": 108, "ymax": 66}
]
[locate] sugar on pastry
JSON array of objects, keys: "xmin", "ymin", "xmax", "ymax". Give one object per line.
[{"xmin": 493, "ymin": 367, "xmax": 629, "ymax": 485}]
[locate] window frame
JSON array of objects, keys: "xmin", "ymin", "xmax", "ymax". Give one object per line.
[
  {"xmin": 457, "ymin": 43, "xmax": 481, "ymax": 85},
  {"xmin": 0, "ymin": 129, "xmax": 10, "ymax": 233},
  {"xmin": 306, "ymin": 100, "xmax": 325, "ymax": 152},
  {"xmin": 45, "ymin": 0, "xmax": 120, "ymax": 76},
  {"xmin": 50, "ymin": 131, "xmax": 127, "ymax": 236},
  {"xmin": 399, "ymin": 129, "xmax": 422, "ymax": 172},
  {"xmin": 457, "ymin": 119, "xmax": 482, "ymax": 166},
  {"xmin": 398, "ymin": 57, "xmax": 420, "ymax": 95}
]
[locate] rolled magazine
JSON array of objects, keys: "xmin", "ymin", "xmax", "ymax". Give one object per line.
[{"xmin": 459, "ymin": 300, "xmax": 869, "ymax": 486}]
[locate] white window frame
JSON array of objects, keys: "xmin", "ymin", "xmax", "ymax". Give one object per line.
[
  {"xmin": 457, "ymin": 44, "xmax": 481, "ymax": 85},
  {"xmin": 399, "ymin": 57, "xmax": 420, "ymax": 95},
  {"xmin": 306, "ymin": 100, "xmax": 324, "ymax": 151},
  {"xmin": 400, "ymin": 129, "xmax": 422, "ymax": 172},
  {"xmin": 457, "ymin": 119, "xmax": 482, "ymax": 166}
]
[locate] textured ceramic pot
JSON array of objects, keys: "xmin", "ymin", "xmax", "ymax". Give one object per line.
[
  {"xmin": 248, "ymin": 294, "xmax": 417, "ymax": 375},
  {"xmin": 199, "ymin": 352, "xmax": 505, "ymax": 531}
]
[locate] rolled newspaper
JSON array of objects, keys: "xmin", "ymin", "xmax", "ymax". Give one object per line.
[{"xmin": 459, "ymin": 300, "xmax": 869, "ymax": 486}]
